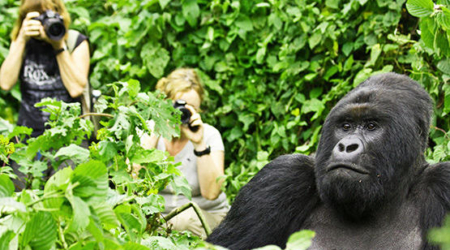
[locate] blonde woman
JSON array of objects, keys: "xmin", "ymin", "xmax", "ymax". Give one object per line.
[
  {"xmin": 140, "ymin": 68, "xmax": 229, "ymax": 238},
  {"xmin": 0, "ymin": 0, "xmax": 90, "ymax": 137}
]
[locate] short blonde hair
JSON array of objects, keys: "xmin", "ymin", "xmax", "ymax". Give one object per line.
[
  {"xmin": 11, "ymin": 0, "xmax": 71, "ymax": 40},
  {"xmin": 156, "ymin": 68, "xmax": 205, "ymax": 103}
]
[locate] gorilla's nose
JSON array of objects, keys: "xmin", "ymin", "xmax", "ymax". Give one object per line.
[{"xmin": 333, "ymin": 137, "xmax": 364, "ymax": 161}]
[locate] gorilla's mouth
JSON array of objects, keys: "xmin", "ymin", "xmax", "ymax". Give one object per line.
[{"xmin": 327, "ymin": 163, "xmax": 369, "ymax": 175}]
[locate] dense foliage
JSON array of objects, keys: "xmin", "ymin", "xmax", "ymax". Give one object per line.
[{"xmin": 0, "ymin": 0, "xmax": 449, "ymax": 248}]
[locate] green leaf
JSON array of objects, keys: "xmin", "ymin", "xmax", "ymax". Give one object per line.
[
  {"xmin": 0, "ymin": 198, "xmax": 26, "ymax": 213},
  {"xmin": 171, "ymin": 175, "xmax": 192, "ymax": 200},
  {"xmin": 67, "ymin": 196, "xmax": 91, "ymax": 232},
  {"xmin": 0, "ymin": 230, "xmax": 15, "ymax": 250},
  {"xmin": 406, "ymin": 0, "xmax": 434, "ymax": 17},
  {"xmin": 54, "ymin": 144, "xmax": 90, "ymax": 165},
  {"xmin": 0, "ymin": 175, "xmax": 14, "ymax": 197},
  {"xmin": 437, "ymin": 58, "xmax": 450, "ymax": 75},
  {"xmin": 308, "ymin": 32, "xmax": 322, "ymax": 49},
  {"xmin": 123, "ymin": 242, "xmax": 150, "ymax": 250},
  {"xmin": 141, "ymin": 42, "xmax": 170, "ymax": 79},
  {"xmin": 21, "ymin": 211, "xmax": 57, "ymax": 250},
  {"xmin": 131, "ymin": 148, "xmax": 166, "ymax": 165},
  {"xmin": 127, "ymin": 79, "xmax": 141, "ymax": 99},
  {"xmin": 301, "ymin": 99, "xmax": 325, "ymax": 114},
  {"xmin": 435, "ymin": 29, "xmax": 450, "ymax": 56},
  {"xmin": 182, "ymin": 0, "xmax": 200, "ymax": 27},
  {"xmin": 420, "ymin": 17, "xmax": 436, "ymax": 49},
  {"xmin": 159, "ymin": 0, "xmax": 170, "ymax": 9},
  {"xmin": 235, "ymin": 15, "xmax": 253, "ymax": 31},
  {"xmin": 285, "ymin": 230, "xmax": 316, "ymax": 250},
  {"xmin": 92, "ymin": 203, "xmax": 119, "ymax": 227},
  {"xmin": 365, "ymin": 44, "xmax": 382, "ymax": 67}
]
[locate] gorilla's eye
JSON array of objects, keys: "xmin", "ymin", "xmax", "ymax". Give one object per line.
[
  {"xmin": 342, "ymin": 123, "xmax": 352, "ymax": 131},
  {"xmin": 366, "ymin": 123, "xmax": 377, "ymax": 131}
]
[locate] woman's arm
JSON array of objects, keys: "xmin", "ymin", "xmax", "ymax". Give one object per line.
[
  {"xmin": 193, "ymin": 141, "xmax": 225, "ymax": 200},
  {"xmin": 0, "ymin": 12, "xmax": 41, "ymax": 91},
  {"xmin": 54, "ymin": 40, "xmax": 90, "ymax": 98},
  {"xmin": 183, "ymin": 106, "xmax": 225, "ymax": 200}
]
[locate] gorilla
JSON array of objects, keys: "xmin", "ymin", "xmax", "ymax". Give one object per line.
[{"xmin": 207, "ymin": 73, "xmax": 450, "ymax": 250}]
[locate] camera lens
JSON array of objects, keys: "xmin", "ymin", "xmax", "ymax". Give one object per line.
[
  {"xmin": 45, "ymin": 21, "xmax": 66, "ymax": 41},
  {"xmin": 179, "ymin": 107, "xmax": 191, "ymax": 124}
]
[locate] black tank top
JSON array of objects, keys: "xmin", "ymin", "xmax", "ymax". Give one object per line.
[{"xmin": 18, "ymin": 33, "xmax": 88, "ymax": 137}]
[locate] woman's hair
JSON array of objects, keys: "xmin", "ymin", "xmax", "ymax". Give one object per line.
[
  {"xmin": 11, "ymin": 0, "xmax": 71, "ymax": 40},
  {"xmin": 156, "ymin": 68, "xmax": 205, "ymax": 103}
]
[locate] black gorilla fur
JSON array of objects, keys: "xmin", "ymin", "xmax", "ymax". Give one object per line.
[{"xmin": 207, "ymin": 73, "xmax": 450, "ymax": 250}]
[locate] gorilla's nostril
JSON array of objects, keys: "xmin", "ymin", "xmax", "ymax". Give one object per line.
[
  {"xmin": 346, "ymin": 144, "xmax": 359, "ymax": 153},
  {"xmin": 338, "ymin": 143, "xmax": 345, "ymax": 152}
]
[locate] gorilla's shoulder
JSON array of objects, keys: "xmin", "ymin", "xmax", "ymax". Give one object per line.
[
  {"xmin": 421, "ymin": 161, "xmax": 450, "ymax": 183},
  {"xmin": 418, "ymin": 162, "xmax": 450, "ymax": 204}
]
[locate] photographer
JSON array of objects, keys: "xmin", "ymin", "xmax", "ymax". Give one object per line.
[
  {"xmin": 139, "ymin": 68, "xmax": 229, "ymax": 238},
  {"xmin": 0, "ymin": 0, "xmax": 90, "ymax": 137}
]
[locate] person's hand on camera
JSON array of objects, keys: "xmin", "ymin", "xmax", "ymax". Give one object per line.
[
  {"xmin": 19, "ymin": 11, "xmax": 65, "ymax": 50},
  {"xmin": 18, "ymin": 12, "xmax": 42, "ymax": 42},
  {"xmin": 181, "ymin": 105, "xmax": 205, "ymax": 148}
]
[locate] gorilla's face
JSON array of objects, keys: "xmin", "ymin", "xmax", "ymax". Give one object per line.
[{"xmin": 314, "ymin": 73, "xmax": 432, "ymax": 219}]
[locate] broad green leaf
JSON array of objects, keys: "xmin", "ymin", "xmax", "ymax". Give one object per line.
[
  {"xmin": 21, "ymin": 211, "xmax": 57, "ymax": 250},
  {"xmin": 54, "ymin": 144, "xmax": 90, "ymax": 165},
  {"xmin": 141, "ymin": 236, "xmax": 176, "ymax": 249},
  {"xmin": 435, "ymin": 29, "xmax": 450, "ymax": 56},
  {"xmin": 0, "ymin": 198, "xmax": 26, "ymax": 213},
  {"xmin": 420, "ymin": 17, "xmax": 436, "ymax": 49},
  {"xmin": 0, "ymin": 230, "xmax": 15, "ymax": 250},
  {"xmin": 92, "ymin": 203, "xmax": 119, "ymax": 227},
  {"xmin": 131, "ymin": 148, "xmax": 166, "ymax": 165},
  {"xmin": 365, "ymin": 44, "xmax": 382, "ymax": 67},
  {"xmin": 141, "ymin": 42, "xmax": 170, "ymax": 79},
  {"xmin": 159, "ymin": 0, "xmax": 170, "ymax": 9},
  {"xmin": 127, "ymin": 79, "xmax": 141, "ymax": 99},
  {"xmin": 67, "ymin": 196, "xmax": 90, "ymax": 232},
  {"xmin": 308, "ymin": 32, "xmax": 322, "ymax": 49},
  {"xmin": 437, "ymin": 58, "xmax": 450, "ymax": 75},
  {"xmin": 0, "ymin": 175, "xmax": 14, "ymax": 197},
  {"xmin": 235, "ymin": 15, "xmax": 253, "ymax": 31},
  {"xmin": 285, "ymin": 230, "xmax": 316, "ymax": 250},
  {"xmin": 72, "ymin": 160, "xmax": 108, "ymax": 200},
  {"xmin": 170, "ymin": 175, "xmax": 192, "ymax": 200},
  {"xmin": 406, "ymin": 0, "xmax": 434, "ymax": 17},
  {"xmin": 182, "ymin": 0, "xmax": 200, "ymax": 27},
  {"xmin": 123, "ymin": 242, "xmax": 150, "ymax": 250},
  {"xmin": 326, "ymin": 0, "xmax": 340, "ymax": 9},
  {"xmin": 98, "ymin": 141, "xmax": 118, "ymax": 162},
  {"xmin": 301, "ymin": 99, "xmax": 325, "ymax": 114}
]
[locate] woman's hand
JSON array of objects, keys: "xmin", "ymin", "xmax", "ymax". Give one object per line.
[
  {"xmin": 18, "ymin": 12, "xmax": 65, "ymax": 49},
  {"xmin": 18, "ymin": 12, "xmax": 42, "ymax": 42},
  {"xmin": 181, "ymin": 105, "xmax": 205, "ymax": 148}
]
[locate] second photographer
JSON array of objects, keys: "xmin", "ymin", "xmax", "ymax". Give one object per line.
[{"xmin": 0, "ymin": 0, "xmax": 90, "ymax": 138}]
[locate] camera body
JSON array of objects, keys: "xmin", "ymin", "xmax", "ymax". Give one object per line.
[
  {"xmin": 173, "ymin": 99, "xmax": 192, "ymax": 124},
  {"xmin": 173, "ymin": 99, "xmax": 199, "ymax": 132},
  {"xmin": 33, "ymin": 10, "xmax": 66, "ymax": 41}
]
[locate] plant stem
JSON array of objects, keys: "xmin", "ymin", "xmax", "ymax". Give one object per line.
[
  {"xmin": 58, "ymin": 220, "xmax": 68, "ymax": 249},
  {"xmin": 164, "ymin": 202, "xmax": 211, "ymax": 236},
  {"xmin": 79, "ymin": 112, "xmax": 114, "ymax": 119}
]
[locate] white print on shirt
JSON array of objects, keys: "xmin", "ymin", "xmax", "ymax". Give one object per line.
[{"xmin": 23, "ymin": 60, "xmax": 59, "ymax": 86}]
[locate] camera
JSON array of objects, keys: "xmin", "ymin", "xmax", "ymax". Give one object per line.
[
  {"xmin": 173, "ymin": 99, "xmax": 191, "ymax": 124},
  {"xmin": 33, "ymin": 10, "xmax": 66, "ymax": 41},
  {"xmin": 173, "ymin": 99, "xmax": 199, "ymax": 132}
]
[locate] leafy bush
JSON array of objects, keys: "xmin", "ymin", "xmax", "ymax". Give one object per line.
[{"xmin": 0, "ymin": 0, "xmax": 449, "ymax": 248}]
